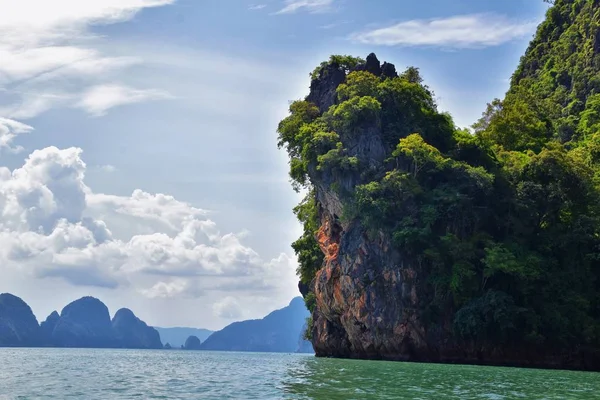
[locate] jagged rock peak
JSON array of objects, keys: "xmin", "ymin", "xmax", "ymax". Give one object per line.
[
  {"xmin": 365, "ymin": 53, "xmax": 382, "ymax": 76},
  {"xmin": 306, "ymin": 53, "xmax": 398, "ymax": 113},
  {"xmin": 381, "ymin": 61, "xmax": 398, "ymax": 78}
]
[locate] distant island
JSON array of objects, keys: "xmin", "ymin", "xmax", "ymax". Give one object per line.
[
  {"xmin": 0, "ymin": 293, "xmax": 313, "ymax": 354},
  {"xmin": 200, "ymin": 297, "xmax": 312, "ymax": 353},
  {"xmin": 0, "ymin": 293, "xmax": 162, "ymax": 349},
  {"xmin": 153, "ymin": 327, "xmax": 214, "ymax": 349}
]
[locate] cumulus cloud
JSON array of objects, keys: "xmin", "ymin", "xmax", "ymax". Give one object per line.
[
  {"xmin": 350, "ymin": 13, "xmax": 538, "ymax": 49},
  {"xmin": 76, "ymin": 84, "xmax": 172, "ymax": 116},
  {"xmin": 141, "ymin": 279, "xmax": 201, "ymax": 299},
  {"xmin": 0, "ymin": 146, "xmax": 299, "ymax": 304},
  {"xmin": 213, "ymin": 296, "xmax": 244, "ymax": 319},
  {"xmin": 0, "ymin": 0, "xmax": 174, "ymax": 118},
  {"xmin": 275, "ymin": 0, "xmax": 334, "ymax": 14},
  {"xmin": 88, "ymin": 189, "xmax": 209, "ymax": 232}
]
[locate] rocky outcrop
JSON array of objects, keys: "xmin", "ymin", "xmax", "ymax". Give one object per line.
[
  {"xmin": 50, "ymin": 297, "xmax": 117, "ymax": 348},
  {"xmin": 300, "ymin": 52, "xmax": 600, "ymax": 370},
  {"xmin": 112, "ymin": 308, "xmax": 163, "ymax": 349},
  {"xmin": 0, "ymin": 293, "xmax": 42, "ymax": 347},
  {"xmin": 184, "ymin": 335, "xmax": 201, "ymax": 350},
  {"xmin": 200, "ymin": 297, "xmax": 309, "ymax": 353},
  {"xmin": 307, "ymin": 65, "xmax": 346, "ymax": 113},
  {"xmin": 311, "ymin": 212, "xmax": 419, "ymax": 361},
  {"xmin": 304, "ymin": 54, "xmax": 418, "ymax": 360}
]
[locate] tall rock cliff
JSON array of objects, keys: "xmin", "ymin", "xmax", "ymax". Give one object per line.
[
  {"xmin": 279, "ymin": 1, "xmax": 600, "ymax": 371},
  {"xmin": 284, "ymin": 54, "xmax": 455, "ymax": 362}
]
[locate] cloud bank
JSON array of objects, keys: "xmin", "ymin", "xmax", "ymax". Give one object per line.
[
  {"xmin": 0, "ymin": 146, "xmax": 298, "ymax": 304},
  {"xmin": 351, "ymin": 13, "xmax": 538, "ymax": 49}
]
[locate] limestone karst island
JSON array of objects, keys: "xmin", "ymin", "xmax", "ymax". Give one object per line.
[{"xmin": 280, "ymin": 0, "xmax": 600, "ymax": 371}]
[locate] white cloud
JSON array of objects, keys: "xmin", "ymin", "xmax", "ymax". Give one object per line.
[
  {"xmin": 141, "ymin": 279, "xmax": 200, "ymax": 299},
  {"xmin": 0, "ymin": 118, "xmax": 32, "ymax": 153},
  {"xmin": 0, "ymin": 47, "xmax": 94, "ymax": 83},
  {"xmin": 0, "ymin": 0, "xmax": 175, "ymax": 47},
  {"xmin": 0, "ymin": 146, "xmax": 299, "ymax": 305},
  {"xmin": 249, "ymin": 4, "xmax": 266, "ymax": 10},
  {"xmin": 350, "ymin": 13, "xmax": 538, "ymax": 49},
  {"xmin": 0, "ymin": 0, "xmax": 174, "ymax": 119},
  {"xmin": 213, "ymin": 296, "xmax": 244, "ymax": 319},
  {"xmin": 275, "ymin": 0, "xmax": 334, "ymax": 14},
  {"xmin": 76, "ymin": 84, "xmax": 172, "ymax": 116},
  {"xmin": 88, "ymin": 189, "xmax": 209, "ymax": 232}
]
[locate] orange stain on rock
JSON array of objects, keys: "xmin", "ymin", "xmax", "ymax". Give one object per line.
[
  {"xmin": 356, "ymin": 292, "xmax": 367, "ymax": 317},
  {"xmin": 317, "ymin": 218, "xmax": 340, "ymax": 264},
  {"xmin": 333, "ymin": 281, "xmax": 344, "ymax": 306}
]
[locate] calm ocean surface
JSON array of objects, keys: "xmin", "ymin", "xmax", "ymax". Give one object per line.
[{"xmin": 0, "ymin": 348, "xmax": 598, "ymax": 399}]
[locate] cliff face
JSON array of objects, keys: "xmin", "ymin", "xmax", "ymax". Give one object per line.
[
  {"xmin": 280, "ymin": 26, "xmax": 600, "ymax": 368},
  {"xmin": 305, "ymin": 57, "xmax": 434, "ymax": 362}
]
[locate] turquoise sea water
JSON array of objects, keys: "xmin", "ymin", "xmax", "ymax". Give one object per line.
[{"xmin": 0, "ymin": 348, "xmax": 598, "ymax": 399}]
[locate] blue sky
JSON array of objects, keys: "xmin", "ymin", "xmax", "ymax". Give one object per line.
[{"xmin": 0, "ymin": 0, "xmax": 549, "ymax": 330}]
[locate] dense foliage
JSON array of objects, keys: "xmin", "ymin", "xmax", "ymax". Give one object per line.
[{"xmin": 279, "ymin": 0, "xmax": 600, "ymax": 352}]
